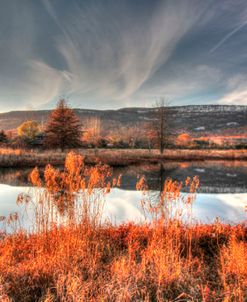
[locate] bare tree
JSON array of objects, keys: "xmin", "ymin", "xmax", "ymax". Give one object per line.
[
  {"xmin": 151, "ymin": 98, "xmax": 170, "ymax": 154},
  {"xmin": 82, "ymin": 116, "xmax": 102, "ymax": 146}
]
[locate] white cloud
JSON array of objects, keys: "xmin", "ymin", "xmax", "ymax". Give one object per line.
[
  {"xmin": 218, "ymin": 74, "xmax": 247, "ymax": 105},
  {"xmin": 132, "ymin": 64, "xmax": 222, "ymax": 103},
  {"xmin": 1, "ymin": 0, "xmax": 247, "ymax": 110},
  {"xmin": 0, "ymin": 60, "xmax": 68, "ymax": 110},
  {"xmin": 44, "ymin": 0, "xmax": 208, "ymax": 105}
]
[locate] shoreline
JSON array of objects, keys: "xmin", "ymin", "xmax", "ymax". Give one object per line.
[{"xmin": 0, "ymin": 148, "xmax": 247, "ymax": 167}]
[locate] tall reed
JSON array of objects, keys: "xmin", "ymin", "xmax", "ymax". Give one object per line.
[{"xmin": 0, "ymin": 152, "xmax": 245, "ymax": 301}]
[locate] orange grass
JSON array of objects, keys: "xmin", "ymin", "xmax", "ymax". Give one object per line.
[
  {"xmin": 0, "ymin": 152, "xmax": 246, "ymax": 302},
  {"xmin": 0, "ymin": 148, "xmax": 23, "ymax": 155},
  {"xmin": 1, "ymin": 147, "xmax": 247, "ymax": 168}
]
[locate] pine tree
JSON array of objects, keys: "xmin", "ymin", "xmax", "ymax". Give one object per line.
[
  {"xmin": 0, "ymin": 130, "xmax": 7, "ymax": 143},
  {"xmin": 45, "ymin": 100, "xmax": 82, "ymax": 151}
]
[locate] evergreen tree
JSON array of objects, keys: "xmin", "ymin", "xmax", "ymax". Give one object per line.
[
  {"xmin": 0, "ymin": 130, "xmax": 7, "ymax": 143},
  {"xmin": 45, "ymin": 100, "xmax": 82, "ymax": 151}
]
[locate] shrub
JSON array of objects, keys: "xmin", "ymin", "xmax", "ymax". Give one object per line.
[
  {"xmin": 0, "ymin": 130, "xmax": 7, "ymax": 144},
  {"xmin": 17, "ymin": 120, "xmax": 40, "ymax": 139}
]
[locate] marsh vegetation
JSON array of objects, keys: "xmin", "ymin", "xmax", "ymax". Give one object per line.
[{"xmin": 0, "ymin": 152, "xmax": 246, "ymax": 301}]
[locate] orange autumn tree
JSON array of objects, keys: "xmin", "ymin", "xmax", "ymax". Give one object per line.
[
  {"xmin": 45, "ymin": 99, "xmax": 82, "ymax": 151},
  {"xmin": 176, "ymin": 133, "xmax": 193, "ymax": 147}
]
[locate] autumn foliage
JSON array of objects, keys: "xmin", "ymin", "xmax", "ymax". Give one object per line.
[
  {"xmin": 176, "ymin": 133, "xmax": 193, "ymax": 146},
  {"xmin": 0, "ymin": 152, "xmax": 246, "ymax": 301},
  {"xmin": 17, "ymin": 120, "xmax": 40, "ymax": 139}
]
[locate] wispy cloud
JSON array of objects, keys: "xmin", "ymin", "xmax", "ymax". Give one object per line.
[
  {"xmin": 131, "ymin": 64, "xmax": 223, "ymax": 105},
  {"xmin": 1, "ymin": 0, "xmax": 247, "ymax": 111},
  {"xmin": 0, "ymin": 60, "xmax": 67, "ymax": 110},
  {"xmin": 210, "ymin": 20, "xmax": 247, "ymax": 53},
  {"xmin": 218, "ymin": 74, "xmax": 247, "ymax": 105},
  {"xmin": 43, "ymin": 0, "xmax": 207, "ymax": 106}
]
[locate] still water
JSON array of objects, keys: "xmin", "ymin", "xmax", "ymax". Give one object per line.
[{"xmin": 0, "ymin": 161, "xmax": 246, "ymax": 229}]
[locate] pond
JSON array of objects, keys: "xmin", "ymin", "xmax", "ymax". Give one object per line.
[{"xmin": 0, "ymin": 160, "xmax": 246, "ymax": 231}]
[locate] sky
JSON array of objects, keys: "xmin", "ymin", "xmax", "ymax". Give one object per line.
[{"xmin": 1, "ymin": 0, "xmax": 247, "ymax": 112}]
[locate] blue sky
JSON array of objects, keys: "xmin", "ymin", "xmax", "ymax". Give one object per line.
[{"xmin": 1, "ymin": 0, "xmax": 247, "ymax": 111}]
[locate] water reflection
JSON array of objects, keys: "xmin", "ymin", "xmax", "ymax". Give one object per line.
[
  {"xmin": 0, "ymin": 185, "xmax": 246, "ymax": 228},
  {"xmin": 104, "ymin": 189, "xmax": 246, "ymax": 224},
  {"xmin": 1, "ymin": 161, "xmax": 247, "ymax": 193},
  {"xmin": 114, "ymin": 161, "xmax": 247, "ymax": 193},
  {"xmin": 0, "ymin": 161, "xmax": 246, "ymax": 228}
]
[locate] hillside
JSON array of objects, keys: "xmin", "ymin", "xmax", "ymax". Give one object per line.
[{"xmin": 0, "ymin": 105, "xmax": 246, "ymax": 138}]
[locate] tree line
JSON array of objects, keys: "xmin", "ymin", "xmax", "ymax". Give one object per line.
[
  {"xmin": 0, "ymin": 99, "xmax": 173, "ymax": 152},
  {"xmin": 0, "ymin": 100, "xmax": 81, "ymax": 151},
  {"xmin": 1, "ymin": 99, "xmax": 235, "ymax": 151}
]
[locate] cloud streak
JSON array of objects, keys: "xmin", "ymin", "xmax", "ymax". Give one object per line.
[
  {"xmin": 210, "ymin": 20, "xmax": 247, "ymax": 53},
  {"xmin": 133, "ymin": 64, "xmax": 223, "ymax": 105},
  {"xmin": 45, "ymin": 0, "xmax": 207, "ymax": 105},
  {"xmin": 1, "ymin": 0, "xmax": 247, "ymax": 111}
]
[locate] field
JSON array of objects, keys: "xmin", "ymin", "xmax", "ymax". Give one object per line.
[
  {"xmin": 0, "ymin": 152, "xmax": 246, "ymax": 301},
  {"xmin": 0, "ymin": 148, "xmax": 247, "ymax": 167}
]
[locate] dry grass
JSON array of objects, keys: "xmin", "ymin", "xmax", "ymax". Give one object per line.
[
  {"xmin": 0, "ymin": 152, "xmax": 246, "ymax": 301},
  {"xmin": 0, "ymin": 148, "xmax": 24, "ymax": 155},
  {"xmin": 219, "ymin": 234, "xmax": 247, "ymax": 301},
  {"xmin": 0, "ymin": 148, "xmax": 247, "ymax": 168},
  {"xmin": 0, "ymin": 148, "xmax": 66, "ymax": 168},
  {"xmin": 0, "ymin": 223, "xmax": 246, "ymax": 301}
]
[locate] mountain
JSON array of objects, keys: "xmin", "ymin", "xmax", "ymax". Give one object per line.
[{"xmin": 0, "ymin": 105, "xmax": 246, "ymax": 137}]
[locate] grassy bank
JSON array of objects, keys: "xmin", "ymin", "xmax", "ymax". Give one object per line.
[
  {"xmin": 0, "ymin": 148, "xmax": 247, "ymax": 167},
  {"xmin": 1, "ymin": 221, "xmax": 246, "ymax": 301},
  {"xmin": 0, "ymin": 152, "xmax": 246, "ymax": 301}
]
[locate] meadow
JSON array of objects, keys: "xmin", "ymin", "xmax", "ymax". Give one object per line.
[
  {"xmin": 1, "ymin": 147, "xmax": 247, "ymax": 168},
  {"xmin": 0, "ymin": 152, "xmax": 246, "ymax": 301}
]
